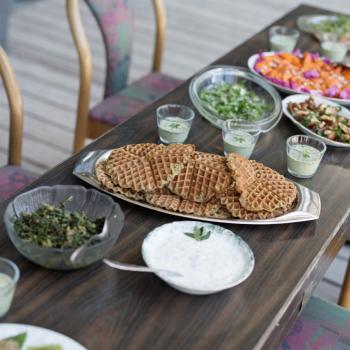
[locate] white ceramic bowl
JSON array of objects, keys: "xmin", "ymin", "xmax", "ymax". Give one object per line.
[
  {"xmin": 142, "ymin": 221, "xmax": 255, "ymax": 295},
  {"xmin": 282, "ymin": 94, "xmax": 350, "ymax": 148},
  {"xmin": 247, "ymin": 51, "xmax": 350, "ymax": 106}
]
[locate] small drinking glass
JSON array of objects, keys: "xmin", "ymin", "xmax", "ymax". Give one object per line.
[
  {"xmin": 321, "ymin": 41, "xmax": 348, "ymax": 63},
  {"xmin": 222, "ymin": 119, "xmax": 260, "ymax": 159},
  {"xmin": 286, "ymin": 135, "xmax": 327, "ymax": 179},
  {"xmin": 156, "ymin": 104, "xmax": 195, "ymax": 144},
  {"xmin": 269, "ymin": 26, "xmax": 300, "ymax": 52},
  {"xmin": 0, "ymin": 257, "xmax": 20, "ymax": 318}
]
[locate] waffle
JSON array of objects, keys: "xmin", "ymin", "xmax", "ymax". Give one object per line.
[
  {"xmin": 168, "ymin": 161, "xmax": 196, "ymax": 199},
  {"xmin": 187, "ymin": 162, "xmax": 231, "ymax": 203},
  {"xmin": 148, "ymin": 153, "xmax": 188, "ymax": 188},
  {"xmin": 178, "ymin": 199, "xmax": 222, "ymax": 217},
  {"xmin": 110, "ymin": 157, "xmax": 157, "ymax": 192},
  {"xmin": 145, "ymin": 193, "xmax": 181, "ymax": 211},
  {"xmin": 194, "ymin": 151, "xmax": 228, "ymax": 172},
  {"xmin": 226, "ymin": 153, "xmax": 256, "ymax": 193},
  {"xmin": 95, "ymin": 161, "xmax": 145, "ymax": 200},
  {"xmin": 250, "ymin": 161, "xmax": 284, "ymax": 182},
  {"xmin": 105, "ymin": 148, "xmax": 139, "ymax": 177},
  {"xmin": 124, "ymin": 143, "xmax": 165, "ymax": 157},
  {"xmin": 239, "ymin": 181, "xmax": 287, "ymax": 212}
]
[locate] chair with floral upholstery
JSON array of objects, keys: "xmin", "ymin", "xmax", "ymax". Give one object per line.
[
  {"xmin": 279, "ymin": 295, "xmax": 350, "ymax": 349},
  {"xmin": 0, "ymin": 47, "xmax": 35, "ymax": 202},
  {"xmin": 66, "ymin": 0, "xmax": 183, "ymax": 152}
]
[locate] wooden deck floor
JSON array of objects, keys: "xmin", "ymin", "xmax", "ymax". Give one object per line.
[{"xmin": 0, "ymin": 0, "xmax": 349, "ymax": 304}]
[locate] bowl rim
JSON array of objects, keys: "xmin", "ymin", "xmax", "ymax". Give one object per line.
[
  {"xmin": 189, "ymin": 64, "xmax": 282, "ymax": 127},
  {"xmin": 4, "ymin": 185, "xmax": 124, "ymax": 253}
]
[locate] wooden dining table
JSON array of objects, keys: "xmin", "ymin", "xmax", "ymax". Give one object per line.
[{"xmin": 1, "ymin": 4, "xmax": 350, "ymax": 350}]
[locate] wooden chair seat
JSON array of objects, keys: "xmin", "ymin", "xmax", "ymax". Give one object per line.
[
  {"xmin": 279, "ymin": 296, "xmax": 350, "ymax": 349},
  {"xmin": 89, "ymin": 72, "xmax": 182, "ymax": 127},
  {"xmin": 0, "ymin": 165, "xmax": 35, "ymax": 201}
]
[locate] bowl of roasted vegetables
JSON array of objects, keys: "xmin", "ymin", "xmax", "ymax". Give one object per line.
[
  {"xmin": 189, "ymin": 65, "xmax": 282, "ymax": 132},
  {"xmin": 4, "ymin": 185, "xmax": 124, "ymax": 269},
  {"xmin": 282, "ymin": 94, "xmax": 350, "ymax": 148}
]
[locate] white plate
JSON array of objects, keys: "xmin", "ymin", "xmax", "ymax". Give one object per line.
[
  {"xmin": 0, "ymin": 324, "xmax": 86, "ymax": 350},
  {"xmin": 142, "ymin": 221, "xmax": 254, "ymax": 295},
  {"xmin": 282, "ymin": 94, "xmax": 350, "ymax": 148},
  {"xmin": 247, "ymin": 52, "xmax": 350, "ymax": 106}
]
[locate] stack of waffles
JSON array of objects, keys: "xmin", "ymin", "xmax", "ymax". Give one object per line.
[{"xmin": 95, "ymin": 143, "xmax": 297, "ymax": 220}]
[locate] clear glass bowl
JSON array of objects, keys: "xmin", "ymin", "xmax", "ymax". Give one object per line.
[
  {"xmin": 4, "ymin": 185, "xmax": 124, "ymax": 270},
  {"xmin": 189, "ymin": 65, "xmax": 282, "ymax": 132}
]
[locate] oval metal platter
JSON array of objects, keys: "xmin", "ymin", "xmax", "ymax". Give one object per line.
[{"xmin": 73, "ymin": 150, "xmax": 321, "ymax": 225}]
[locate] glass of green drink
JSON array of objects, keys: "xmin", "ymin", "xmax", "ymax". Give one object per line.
[
  {"xmin": 222, "ymin": 119, "xmax": 260, "ymax": 158},
  {"xmin": 156, "ymin": 104, "xmax": 195, "ymax": 144}
]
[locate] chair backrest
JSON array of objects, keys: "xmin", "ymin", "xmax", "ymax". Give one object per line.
[
  {"xmin": 0, "ymin": 47, "xmax": 23, "ymax": 166},
  {"xmin": 85, "ymin": 0, "xmax": 134, "ymax": 98}
]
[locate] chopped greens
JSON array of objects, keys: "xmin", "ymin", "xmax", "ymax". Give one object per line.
[
  {"xmin": 184, "ymin": 226, "xmax": 211, "ymax": 241},
  {"xmin": 14, "ymin": 196, "xmax": 105, "ymax": 249},
  {"xmin": 199, "ymin": 82, "xmax": 268, "ymax": 121},
  {"xmin": 169, "ymin": 122, "xmax": 182, "ymax": 129},
  {"xmin": 313, "ymin": 15, "xmax": 350, "ymax": 35}
]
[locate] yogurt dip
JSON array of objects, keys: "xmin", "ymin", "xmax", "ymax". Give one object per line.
[
  {"xmin": 287, "ymin": 144, "xmax": 322, "ymax": 178},
  {"xmin": 142, "ymin": 221, "xmax": 254, "ymax": 294},
  {"xmin": 158, "ymin": 117, "xmax": 191, "ymax": 144},
  {"xmin": 270, "ymin": 34, "xmax": 297, "ymax": 52},
  {"xmin": 0, "ymin": 272, "xmax": 15, "ymax": 317},
  {"xmin": 223, "ymin": 130, "xmax": 256, "ymax": 158}
]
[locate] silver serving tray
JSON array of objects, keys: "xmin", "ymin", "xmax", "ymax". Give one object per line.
[{"xmin": 73, "ymin": 150, "xmax": 321, "ymax": 225}]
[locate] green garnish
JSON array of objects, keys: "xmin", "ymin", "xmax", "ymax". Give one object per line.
[
  {"xmin": 184, "ymin": 226, "xmax": 211, "ymax": 241},
  {"xmin": 302, "ymin": 150, "xmax": 311, "ymax": 159},
  {"xmin": 234, "ymin": 136, "xmax": 246, "ymax": 143},
  {"xmin": 199, "ymin": 82, "xmax": 268, "ymax": 121},
  {"xmin": 2, "ymin": 332, "xmax": 27, "ymax": 348},
  {"xmin": 14, "ymin": 196, "xmax": 105, "ymax": 249},
  {"xmin": 169, "ymin": 122, "xmax": 181, "ymax": 129}
]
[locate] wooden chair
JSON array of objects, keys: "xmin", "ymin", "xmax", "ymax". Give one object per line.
[
  {"xmin": 67, "ymin": 0, "xmax": 183, "ymax": 153},
  {"xmin": 339, "ymin": 256, "xmax": 350, "ymax": 309},
  {"xmin": 0, "ymin": 47, "xmax": 35, "ymax": 201}
]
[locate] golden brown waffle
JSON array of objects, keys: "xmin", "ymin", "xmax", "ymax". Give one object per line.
[
  {"xmin": 187, "ymin": 162, "xmax": 231, "ymax": 203},
  {"xmin": 239, "ymin": 181, "xmax": 287, "ymax": 212},
  {"xmin": 124, "ymin": 143, "xmax": 165, "ymax": 157},
  {"xmin": 105, "ymin": 148, "xmax": 139, "ymax": 177},
  {"xmin": 148, "ymin": 153, "xmax": 188, "ymax": 188},
  {"xmin": 194, "ymin": 151, "xmax": 228, "ymax": 172},
  {"xmin": 95, "ymin": 161, "xmax": 144, "ymax": 200},
  {"xmin": 145, "ymin": 193, "xmax": 181, "ymax": 211},
  {"xmin": 178, "ymin": 199, "xmax": 222, "ymax": 217},
  {"xmin": 226, "ymin": 153, "xmax": 256, "ymax": 193},
  {"xmin": 250, "ymin": 161, "xmax": 284, "ymax": 182},
  {"xmin": 111, "ymin": 157, "xmax": 157, "ymax": 192},
  {"xmin": 265, "ymin": 180, "xmax": 297, "ymax": 206},
  {"xmin": 168, "ymin": 161, "xmax": 196, "ymax": 199}
]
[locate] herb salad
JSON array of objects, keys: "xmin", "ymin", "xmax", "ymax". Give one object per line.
[
  {"xmin": 14, "ymin": 196, "xmax": 105, "ymax": 249},
  {"xmin": 199, "ymin": 82, "xmax": 268, "ymax": 121}
]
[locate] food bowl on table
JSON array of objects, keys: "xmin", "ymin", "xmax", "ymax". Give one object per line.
[
  {"xmin": 282, "ymin": 94, "xmax": 350, "ymax": 148},
  {"xmin": 189, "ymin": 65, "xmax": 282, "ymax": 132},
  {"xmin": 248, "ymin": 51, "xmax": 350, "ymax": 105},
  {"xmin": 4, "ymin": 185, "xmax": 124, "ymax": 270}
]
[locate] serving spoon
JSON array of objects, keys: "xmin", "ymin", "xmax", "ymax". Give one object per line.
[{"xmin": 70, "ymin": 220, "xmax": 183, "ymax": 278}]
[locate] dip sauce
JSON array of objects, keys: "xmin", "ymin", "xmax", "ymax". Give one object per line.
[
  {"xmin": 158, "ymin": 117, "xmax": 191, "ymax": 144},
  {"xmin": 143, "ymin": 222, "xmax": 253, "ymax": 291},
  {"xmin": 270, "ymin": 34, "xmax": 297, "ymax": 52},
  {"xmin": 287, "ymin": 144, "xmax": 322, "ymax": 178},
  {"xmin": 223, "ymin": 130, "xmax": 256, "ymax": 158},
  {"xmin": 321, "ymin": 41, "xmax": 347, "ymax": 63},
  {"xmin": 0, "ymin": 272, "xmax": 15, "ymax": 317}
]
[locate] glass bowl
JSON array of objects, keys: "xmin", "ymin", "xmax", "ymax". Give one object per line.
[
  {"xmin": 4, "ymin": 185, "xmax": 124, "ymax": 270},
  {"xmin": 189, "ymin": 65, "xmax": 282, "ymax": 132}
]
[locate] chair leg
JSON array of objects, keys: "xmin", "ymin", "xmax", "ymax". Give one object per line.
[{"xmin": 339, "ymin": 255, "xmax": 350, "ymax": 308}]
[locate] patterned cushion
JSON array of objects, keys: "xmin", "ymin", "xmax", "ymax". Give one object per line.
[
  {"xmin": 89, "ymin": 72, "xmax": 182, "ymax": 126},
  {"xmin": 0, "ymin": 166, "xmax": 35, "ymax": 202},
  {"xmin": 279, "ymin": 296, "xmax": 350, "ymax": 349},
  {"xmin": 85, "ymin": 0, "xmax": 134, "ymax": 97}
]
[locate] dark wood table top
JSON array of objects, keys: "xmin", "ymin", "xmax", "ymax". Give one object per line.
[{"xmin": 1, "ymin": 4, "xmax": 350, "ymax": 350}]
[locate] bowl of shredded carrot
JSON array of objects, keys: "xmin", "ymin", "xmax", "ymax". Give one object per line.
[{"xmin": 248, "ymin": 50, "xmax": 350, "ymax": 105}]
